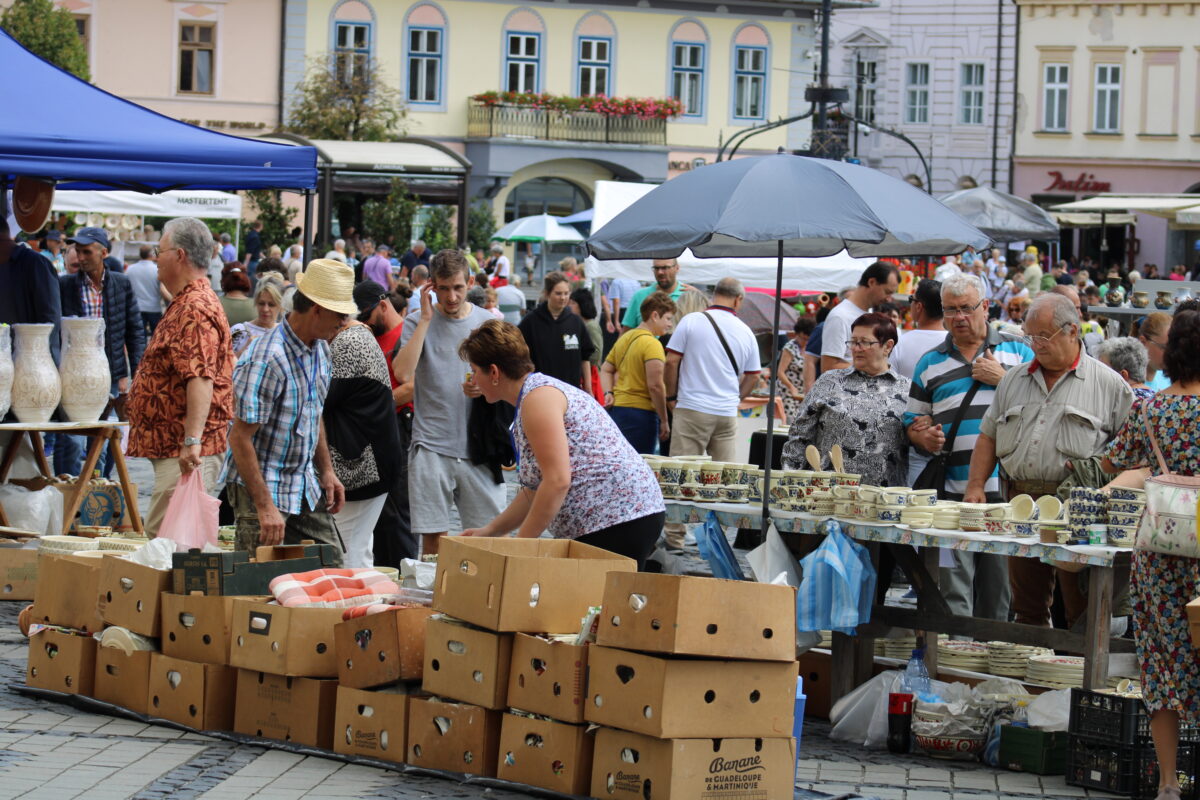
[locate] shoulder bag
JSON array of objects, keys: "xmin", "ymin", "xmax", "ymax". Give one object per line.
[
  {"xmin": 912, "ymin": 381, "xmax": 981, "ymax": 498},
  {"xmin": 1134, "ymin": 409, "xmax": 1200, "ymax": 557},
  {"xmin": 700, "ymin": 311, "xmax": 741, "ymax": 377}
]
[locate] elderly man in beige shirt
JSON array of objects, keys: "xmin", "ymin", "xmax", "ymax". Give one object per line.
[{"xmin": 965, "ymin": 293, "xmax": 1132, "ymax": 627}]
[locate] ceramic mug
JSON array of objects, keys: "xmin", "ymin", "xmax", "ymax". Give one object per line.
[
  {"xmin": 769, "ymin": 482, "xmax": 793, "ymax": 502},
  {"xmin": 984, "ymin": 504, "xmax": 1011, "ymax": 520},
  {"xmin": 1036, "ymin": 495, "xmax": 1063, "ymax": 522},
  {"xmin": 810, "ymin": 473, "xmax": 834, "ymax": 491},
  {"xmin": 908, "ymin": 490, "xmax": 938, "ymax": 507},
  {"xmin": 680, "ymin": 464, "xmax": 702, "ymax": 486},
  {"xmin": 721, "ymin": 464, "xmax": 747, "ymax": 486},
  {"xmin": 1009, "ymin": 494, "xmax": 1037, "ymax": 521},
  {"xmin": 878, "ymin": 505, "xmax": 905, "ymax": 523},
  {"xmin": 699, "ymin": 464, "xmax": 723, "ymax": 486},
  {"xmin": 658, "ymin": 481, "xmax": 680, "ymax": 500},
  {"xmin": 857, "ymin": 487, "xmax": 882, "ymax": 505},
  {"xmin": 880, "ymin": 487, "xmax": 911, "ymax": 506},
  {"xmin": 659, "ymin": 460, "xmax": 684, "ymax": 485},
  {"xmin": 720, "ymin": 484, "xmax": 750, "ymax": 503},
  {"xmin": 679, "ymin": 482, "xmax": 701, "ymax": 500},
  {"xmin": 833, "ymin": 472, "xmax": 862, "ymax": 487}
]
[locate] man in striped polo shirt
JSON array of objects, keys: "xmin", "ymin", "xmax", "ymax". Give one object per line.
[{"xmin": 904, "ymin": 273, "xmax": 1034, "ymax": 623}]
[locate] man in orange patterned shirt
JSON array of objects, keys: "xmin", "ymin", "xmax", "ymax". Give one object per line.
[{"xmin": 126, "ymin": 217, "xmax": 235, "ymax": 537}]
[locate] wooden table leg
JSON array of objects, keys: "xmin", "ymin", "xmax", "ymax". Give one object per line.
[
  {"xmin": 1082, "ymin": 565, "xmax": 1114, "ymax": 690},
  {"xmin": 0, "ymin": 430, "xmax": 27, "ymax": 483},
  {"xmin": 0, "ymin": 500, "xmax": 9, "ymax": 527},
  {"xmin": 921, "ymin": 546, "xmax": 941, "ymax": 679},
  {"xmin": 830, "ymin": 631, "xmax": 875, "ymax": 707},
  {"xmin": 109, "ymin": 431, "xmax": 143, "ymax": 535},
  {"xmin": 29, "ymin": 432, "xmax": 52, "ymax": 479},
  {"xmin": 60, "ymin": 431, "xmax": 106, "ymax": 533}
]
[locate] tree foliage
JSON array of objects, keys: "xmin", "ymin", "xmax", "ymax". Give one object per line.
[
  {"xmin": 246, "ymin": 190, "xmax": 297, "ymax": 254},
  {"xmin": 286, "ymin": 54, "xmax": 405, "ymax": 141},
  {"xmin": 2, "ymin": 0, "xmax": 90, "ymax": 81},
  {"xmin": 422, "ymin": 206, "xmax": 456, "ymax": 253},
  {"xmin": 362, "ymin": 179, "xmax": 419, "ymax": 250},
  {"xmin": 466, "ymin": 200, "xmax": 498, "ymax": 253}
]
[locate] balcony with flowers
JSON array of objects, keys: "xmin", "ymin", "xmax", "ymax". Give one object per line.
[{"xmin": 467, "ymin": 91, "xmax": 681, "ymax": 146}]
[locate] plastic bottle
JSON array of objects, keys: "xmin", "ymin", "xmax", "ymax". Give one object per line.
[{"xmin": 901, "ymin": 639, "xmax": 932, "ymax": 699}]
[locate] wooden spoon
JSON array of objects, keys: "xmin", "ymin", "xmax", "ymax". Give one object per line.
[
  {"xmin": 805, "ymin": 444, "xmax": 821, "ymax": 471},
  {"xmin": 830, "ymin": 444, "xmax": 845, "ymax": 474}
]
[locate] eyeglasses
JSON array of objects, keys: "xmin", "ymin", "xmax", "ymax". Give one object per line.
[
  {"xmin": 848, "ymin": 339, "xmax": 880, "ymax": 349},
  {"xmin": 154, "ymin": 245, "xmax": 179, "ymax": 259},
  {"xmin": 943, "ymin": 300, "xmax": 984, "ymax": 317},
  {"xmin": 1021, "ymin": 326, "xmax": 1066, "ymax": 347},
  {"xmin": 1144, "ymin": 337, "xmax": 1167, "ymax": 350}
]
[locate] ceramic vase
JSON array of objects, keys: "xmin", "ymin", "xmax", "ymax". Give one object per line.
[
  {"xmin": 59, "ymin": 317, "xmax": 111, "ymax": 423},
  {"xmin": 11, "ymin": 323, "xmax": 61, "ymax": 423},
  {"xmin": 0, "ymin": 325, "xmax": 12, "ymax": 419}
]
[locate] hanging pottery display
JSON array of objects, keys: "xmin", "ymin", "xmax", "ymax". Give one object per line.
[
  {"xmin": 59, "ymin": 317, "xmax": 111, "ymax": 423},
  {"xmin": 0, "ymin": 325, "xmax": 12, "ymax": 419},
  {"xmin": 11, "ymin": 324, "xmax": 61, "ymax": 423}
]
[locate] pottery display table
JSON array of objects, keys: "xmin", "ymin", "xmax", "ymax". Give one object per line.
[{"xmin": 0, "ymin": 421, "xmax": 142, "ymax": 535}]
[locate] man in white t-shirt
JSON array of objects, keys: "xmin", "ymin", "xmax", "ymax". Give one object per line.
[
  {"xmin": 890, "ymin": 278, "xmax": 946, "ymax": 380},
  {"xmin": 820, "ymin": 261, "xmax": 900, "ymax": 372}
]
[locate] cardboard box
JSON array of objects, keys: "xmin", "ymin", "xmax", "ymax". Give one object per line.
[
  {"xmin": 585, "ymin": 645, "xmax": 797, "ymax": 739},
  {"xmin": 31, "ymin": 553, "xmax": 106, "ymax": 633},
  {"xmin": 92, "ymin": 647, "xmax": 152, "ymax": 714},
  {"xmin": 171, "ymin": 544, "xmax": 338, "ymax": 596},
  {"xmin": 96, "ymin": 557, "xmax": 171, "ymax": 638},
  {"xmin": 590, "ymin": 727, "xmax": 796, "ymax": 800},
  {"xmin": 147, "ymin": 653, "xmax": 237, "ymax": 730},
  {"xmin": 797, "ymin": 649, "xmax": 831, "ymax": 719},
  {"xmin": 233, "ymin": 669, "xmax": 338, "ymax": 749},
  {"xmin": 228, "ymin": 600, "xmax": 343, "ymax": 677},
  {"xmin": 507, "ymin": 634, "xmax": 588, "ymax": 723},
  {"xmin": 27, "ymin": 628, "xmax": 96, "ymax": 695},
  {"xmin": 335, "ymin": 607, "xmax": 433, "ymax": 689},
  {"xmin": 160, "ymin": 592, "xmax": 249, "ymax": 665},
  {"xmin": 332, "ymin": 685, "xmax": 411, "ymax": 762},
  {"xmin": 0, "ymin": 546, "xmax": 38, "ymax": 600},
  {"xmin": 421, "ymin": 616, "xmax": 513, "ymax": 710},
  {"xmin": 407, "ymin": 697, "xmax": 501, "ymax": 777},
  {"xmin": 497, "ymin": 713, "xmax": 593, "ymax": 796},
  {"xmin": 596, "ymin": 572, "xmax": 796, "ymax": 662},
  {"xmin": 432, "ymin": 537, "xmax": 635, "ymax": 633}
]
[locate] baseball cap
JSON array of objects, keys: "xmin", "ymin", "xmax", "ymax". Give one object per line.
[
  {"xmin": 353, "ymin": 280, "xmax": 388, "ymax": 318},
  {"xmin": 67, "ymin": 226, "xmax": 110, "ymax": 249},
  {"xmin": 43, "ymin": 230, "xmax": 63, "ymax": 242}
]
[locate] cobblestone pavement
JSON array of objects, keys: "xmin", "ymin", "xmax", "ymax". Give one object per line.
[{"xmin": 0, "ymin": 458, "xmax": 1118, "ymax": 799}]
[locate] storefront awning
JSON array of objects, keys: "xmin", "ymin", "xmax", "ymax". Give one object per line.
[
  {"xmin": 1051, "ymin": 194, "xmax": 1200, "ymax": 219},
  {"xmin": 1175, "ymin": 205, "xmax": 1200, "ymax": 226},
  {"xmin": 260, "ymin": 134, "xmax": 470, "ymax": 175},
  {"xmin": 1051, "ymin": 211, "xmax": 1137, "ymax": 228}
]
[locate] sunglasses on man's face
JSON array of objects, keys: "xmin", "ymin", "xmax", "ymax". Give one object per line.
[{"xmin": 357, "ymin": 294, "xmax": 387, "ymax": 322}]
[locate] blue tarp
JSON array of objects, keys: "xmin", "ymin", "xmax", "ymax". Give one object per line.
[{"xmin": 0, "ymin": 28, "xmax": 317, "ymax": 191}]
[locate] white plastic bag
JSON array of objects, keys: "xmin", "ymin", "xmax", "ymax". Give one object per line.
[
  {"xmin": 1027, "ymin": 689, "xmax": 1072, "ymax": 731},
  {"xmin": 400, "ymin": 558, "xmax": 436, "ymax": 590},
  {"xmin": 0, "ymin": 483, "xmax": 55, "ymax": 535},
  {"xmin": 829, "ymin": 670, "xmax": 904, "ymax": 749}
]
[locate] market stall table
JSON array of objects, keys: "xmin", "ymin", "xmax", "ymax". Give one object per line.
[
  {"xmin": 0, "ymin": 421, "xmax": 142, "ymax": 535},
  {"xmin": 665, "ymin": 499, "xmax": 1132, "ymax": 701}
]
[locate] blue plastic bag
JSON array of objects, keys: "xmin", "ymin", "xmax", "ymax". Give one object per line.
[
  {"xmin": 694, "ymin": 511, "xmax": 747, "ymax": 581},
  {"xmin": 796, "ymin": 520, "xmax": 877, "ymax": 634}
]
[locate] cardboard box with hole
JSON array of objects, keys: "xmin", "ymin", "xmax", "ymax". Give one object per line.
[
  {"xmin": 27, "ymin": 627, "xmax": 97, "ymax": 695},
  {"xmin": 0, "ymin": 545, "xmax": 37, "ymax": 600},
  {"xmin": 147, "ymin": 653, "xmax": 237, "ymax": 730},
  {"xmin": 498, "ymin": 712, "xmax": 594, "ymax": 796},
  {"xmin": 433, "ymin": 537, "xmax": 635, "ymax": 633},
  {"xmin": 407, "ymin": 697, "xmax": 502, "ymax": 777},
  {"xmin": 333, "ymin": 685, "xmax": 411, "ymax": 762},
  {"xmin": 160, "ymin": 592, "xmax": 256, "ymax": 665},
  {"xmin": 796, "ymin": 649, "xmax": 831, "ymax": 719},
  {"xmin": 334, "ymin": 606, "xmax": 433, "ymax": 689},
  {"xmin": 96, "ymin": 557, "xmax": 171, "ymax": 638},
  {"xmin": 233, "ymin": 669, "xmax": 339, "ymax": 749},
  {"xmin": 590, "ymin": 727, "xmax": 796, "ymax": 800},
  {"xmin": 171, "ymin": 543, "xmax": 338, "ymax": 596},
  {"xmin": 596, "ymin": 573, "xmax": 796, "ymax": 662},
  {"xmin": 92, "ymin": 647, "xmax": 152, "ymax": 714},
  {"xmin": 31, "ymin": 553, "xmax": 107, "ymax": 633},
  {"xmin": 228, "ymin": 600, "xmax": 343, "ymax": 677},
  {"xmin": 585, "ymin": 645, "xmax": 797, "ymax": 739},
  {"xmin": 422, "ymin": 615, "xmax": 513, "ymax": 710},
  {"xmin": 506, "ymin": 633, "xmax": 588, "ymax": 723}
]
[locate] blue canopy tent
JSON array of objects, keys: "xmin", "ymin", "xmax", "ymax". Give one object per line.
[{"xmin": 0, "ymin": 27, "xmax": 317, "ymax": 193}]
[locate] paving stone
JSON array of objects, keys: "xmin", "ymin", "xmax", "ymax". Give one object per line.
[{"xmin": 907, "ymin": 790, "xmax": 955, "ymax": 800}]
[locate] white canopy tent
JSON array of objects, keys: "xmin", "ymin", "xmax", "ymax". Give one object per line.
[
  {"xmin": 1051, "ymin": 194, "xmax": 1200, "ymax": 220},
  {"xmin": 583, "ymin": 180, "xmax": 871, "ymax": 291},
  {"xmin": 52, "ymin": 189, "xmax": 242, "ymax": 219}
]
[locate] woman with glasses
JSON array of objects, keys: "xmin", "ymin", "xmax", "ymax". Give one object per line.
[
  {"xmin": 230, "ymin": 277, "xmax": 284, "ymax": 356},
  {"xmin": 1138, "ymin": 312, "xmax": 1172, "ymax": 392},
  {"xmin": 781, "ymin": 312, "xmax": 910, "ymax": 487}
]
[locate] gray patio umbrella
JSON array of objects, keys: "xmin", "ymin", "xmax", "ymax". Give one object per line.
[
  {"xmin": 938, "ymin": 186, "xmax": 1060, "ymax": 244},
  {"xmin": 587, "ymin": 153, "xmax": 990, "ymax": 542}
]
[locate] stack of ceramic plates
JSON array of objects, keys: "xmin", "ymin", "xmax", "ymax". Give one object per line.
[
  {"xmin": 881, "ymin": 635, "xmax": 919, "ymax": 659},
  {"xmin": 986, "ymin": 642, "xmax": 1053, "ymax": 677},
  {"xmin": 1026, "ymin": 654, "xmax": 1086, "ymax": 689},
  {"xmin": 939, "ymin": 640, "xmax": 990, "ymax": 672},
  {"xmin": 38, "ymin": 535, "xmax": 99, "ymax": 554},
  {"xmin": 817, "ymin": 631, "xmax": 833, "ymax": 649},
  {"xmin": 957, "ymin": 504, "xmax": 990, "ymax": 532},
  {"xmin": 932, "ymin": 507, "xmax": 962, "ymax": 530},
  {"xmin": 900, "ymin": 507, "xmax": 934, "ymax": 528}
]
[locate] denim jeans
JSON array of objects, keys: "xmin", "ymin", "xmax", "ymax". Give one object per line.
[{"xmin": 608, "ymin": 405, "xmax": 659, "ymax": 455}]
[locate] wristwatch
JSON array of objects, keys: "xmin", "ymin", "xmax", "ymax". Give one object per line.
[{"xmin": 182, "ymin": 437, "xmax": 201, "ymax": 447}]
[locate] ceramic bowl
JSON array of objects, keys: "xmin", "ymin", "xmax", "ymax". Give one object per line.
[
  {"xmin": 720, "ymin": 484, "xmax": 750, "ymax": 503},
  {"xmin": 908, "ymin": 490, "xmax": 938, "ymax": 507},
  {"xmin": 658, "ymin": 481, "xmax": 680, "ymax": 500},
  {"xmin": 832, "ymin": 472, "xmax": 862, "ymax": 486},
  {"xmin": 877, "ymin": 504, "xmax": 906, "ymax": 523},
  {"xmin": 1006, "ymin": 520, "xmax": 1037, "ymax": 537},
  {"xmin": 1107, "ymin": 511, "xmax": 1142, "ymax": 528},
  {"xmin": 1009, "ymin": 494, "xmax": 1037, "ymax": 521},
  {"xmin": 857, "ymin": 486, "xmax": 882, "ymax": 505},
  {"xmin": 1036, "ymin": 495, "xmax": 1064, "ymax": 522},
  {"xmin": 1108, "ymin": 524, "xmax": 1137, "ymax": 546},
  {"xmin": 1069, "ymin": 487, "xmax": 1107, "ymax": 504},
  {"xmin": 697, "ymin": 484, "xmax": 722, "ymax": 502},
  {"xmin": 901, "ymin": 514, "xmax": 934, "ymax": 529},
  {"xmin": 1108, "ymin": 500, "xmax": 1146, "ymax": 516},
  {"xmin": 1109, "ymin": 487, "xmax": 1146, "ymax": 502},
  {"xmin": 984, "ymin": 519, "xmax": 1008, "ymax": 535},
  {"xmin": 679, "ymin": 482, "xmax": 701, "ymax": 500},
  {"xmin": 811, "ymin": 503, "xmax": 835, "ymax": 517},
  {"xmin": 699, "ymin": 464, "xmax": 724, "ymax": 485},
  {"xmin": 880, "ymin": 486, "xmax": 911, "ymax": 505},
  {"xmin": 721, "ymin": 464, "xmax": 748, "ymax": 486},
  {"xmin": 834, "ymin": 500, "xmax": 854, "ymax": 517}
]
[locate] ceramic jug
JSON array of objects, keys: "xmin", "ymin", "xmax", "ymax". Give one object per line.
[
  {"xmin": 11, "ymin": 323, "xmax": 60, "ymax": 423},
  {"xmin": 59, "ymin": 317, "xmax": 111, "ymax": 422}
]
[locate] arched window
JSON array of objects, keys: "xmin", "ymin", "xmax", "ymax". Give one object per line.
[
  {"xmin": 731, "ymin": 24, "xmax": 769, "ymax": 120},
  {"xmin": 406, "ymin": 3, "xmax": 446, "ymax": 107},
  {"xmin": 669, "ymin": 20, "xmax": 709, "ymax": 118},
  {"xmin": 331, "ymin": 0, "xmax": 374, "ymax": 84},
  {"xmin": 503, "ymin": 9, "xmax": 546, "ymax": 93},
  {"xmin": 575, "ymin": 13, "xmax": 615, "ymax": 97},
  {"xmin": 505, "ymin": 177, "xmax": 589, "ymax": 223}
]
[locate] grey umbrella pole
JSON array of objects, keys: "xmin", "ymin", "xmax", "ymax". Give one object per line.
[{"xmin": 759, "ymin": 239, "xmax": 785, "ymax": 546}]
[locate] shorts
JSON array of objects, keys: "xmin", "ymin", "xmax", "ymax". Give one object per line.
[{"xmin": 408, "ymin": 445, "xmax": 505, "ymax": 534}]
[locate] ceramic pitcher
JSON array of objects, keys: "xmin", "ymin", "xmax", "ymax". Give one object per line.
[{"xmin": 11, "ymin": 323, "xmax": 61, "ymax": 423}]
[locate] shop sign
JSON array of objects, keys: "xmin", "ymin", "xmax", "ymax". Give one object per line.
[
  {"xmin": 669, "ymin": 157, "xmax": 708, "ymax": 171},
  {"xmin": 1044, "ymin": 171, "xmax": 1111, "ymax": 193}
]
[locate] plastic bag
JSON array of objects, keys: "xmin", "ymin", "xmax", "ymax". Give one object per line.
[
  {"xmin": 157, "ymin": 470, "xmax": 219, "ymax": 552},
  {"xmin": 748, "ymin": 527, "xmax": 820, "ymax": 653},
  {"xmin": 0, "ymin": 483, "xmax": 57, "ymax": 535},
  {"xmin": 829, "ymin": 670, "xmax": 904, "ymax": 749},
  {"xmin": 1027, "ymin": 689, "xmax": 1072, "ymax": 731},
  {"xmin": 796, "ymin": 520, "xmax": 877, "ymax": 634},
  {"xmin": 694, "ymin": 511, "xmax": 746, "ymax": 581},
  {"xmin": 399, "ymin": 558, "xmax": 437, "ymax": 590}
]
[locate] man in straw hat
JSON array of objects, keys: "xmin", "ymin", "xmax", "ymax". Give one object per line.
[{"xmin": 223, "ymin": 258, "xmax": 356, "ymax": 563}]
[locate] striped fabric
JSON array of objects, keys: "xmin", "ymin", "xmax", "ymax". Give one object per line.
[
  {"xmin": 903, "ymin": 329, "xmax": 1034, "ymax": 499},
  {"xmin": 270, "ymin": 568, "xmax": 401, "ymax": 609},
  {"xmin": 221, "ymin": 319, "xmax": 330, "ymax": 515}
]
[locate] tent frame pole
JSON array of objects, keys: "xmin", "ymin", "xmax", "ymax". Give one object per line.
[
  {"xmin": 303, "ymin": 190, "xmax": 314, "ymax": 265},
  {"xmin": 759, "ymin": 238, "xmax": 784, "ymax": 546}
]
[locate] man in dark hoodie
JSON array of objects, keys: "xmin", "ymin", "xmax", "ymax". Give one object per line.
[{"xmin": 518, "ymin": 271, "xmax": 595, "ymax": 393}]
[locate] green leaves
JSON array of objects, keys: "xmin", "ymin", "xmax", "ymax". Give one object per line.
[{"xmin": 2, "ymin": 0, "xmax": 90, "ymax": 82}]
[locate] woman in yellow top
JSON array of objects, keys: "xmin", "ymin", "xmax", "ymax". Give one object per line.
[{"xmin": 600, "ymin": 292, "xmax": 676, "ymax": 453}]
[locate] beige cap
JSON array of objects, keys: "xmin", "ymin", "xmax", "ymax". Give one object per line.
[{"xmin": 295, "ymin": 258, "xmax": 358, "ymax": 315}]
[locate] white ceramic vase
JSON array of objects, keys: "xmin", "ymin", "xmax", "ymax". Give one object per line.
[
  {"xmin": 0, "ymin": 325, "xmax": 12, "ymax": 419},
  {"xmin": 11, "ymin": 323, "xmax": 61, "ymax": 423},
  {"xmin": 59, "ymin": 317, "xmax": 111, "ymax": 423}
]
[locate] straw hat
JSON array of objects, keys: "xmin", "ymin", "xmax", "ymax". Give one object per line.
[{"xmin": 295, "ymin": 259, "xmax": 358, "ymax": 315}]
